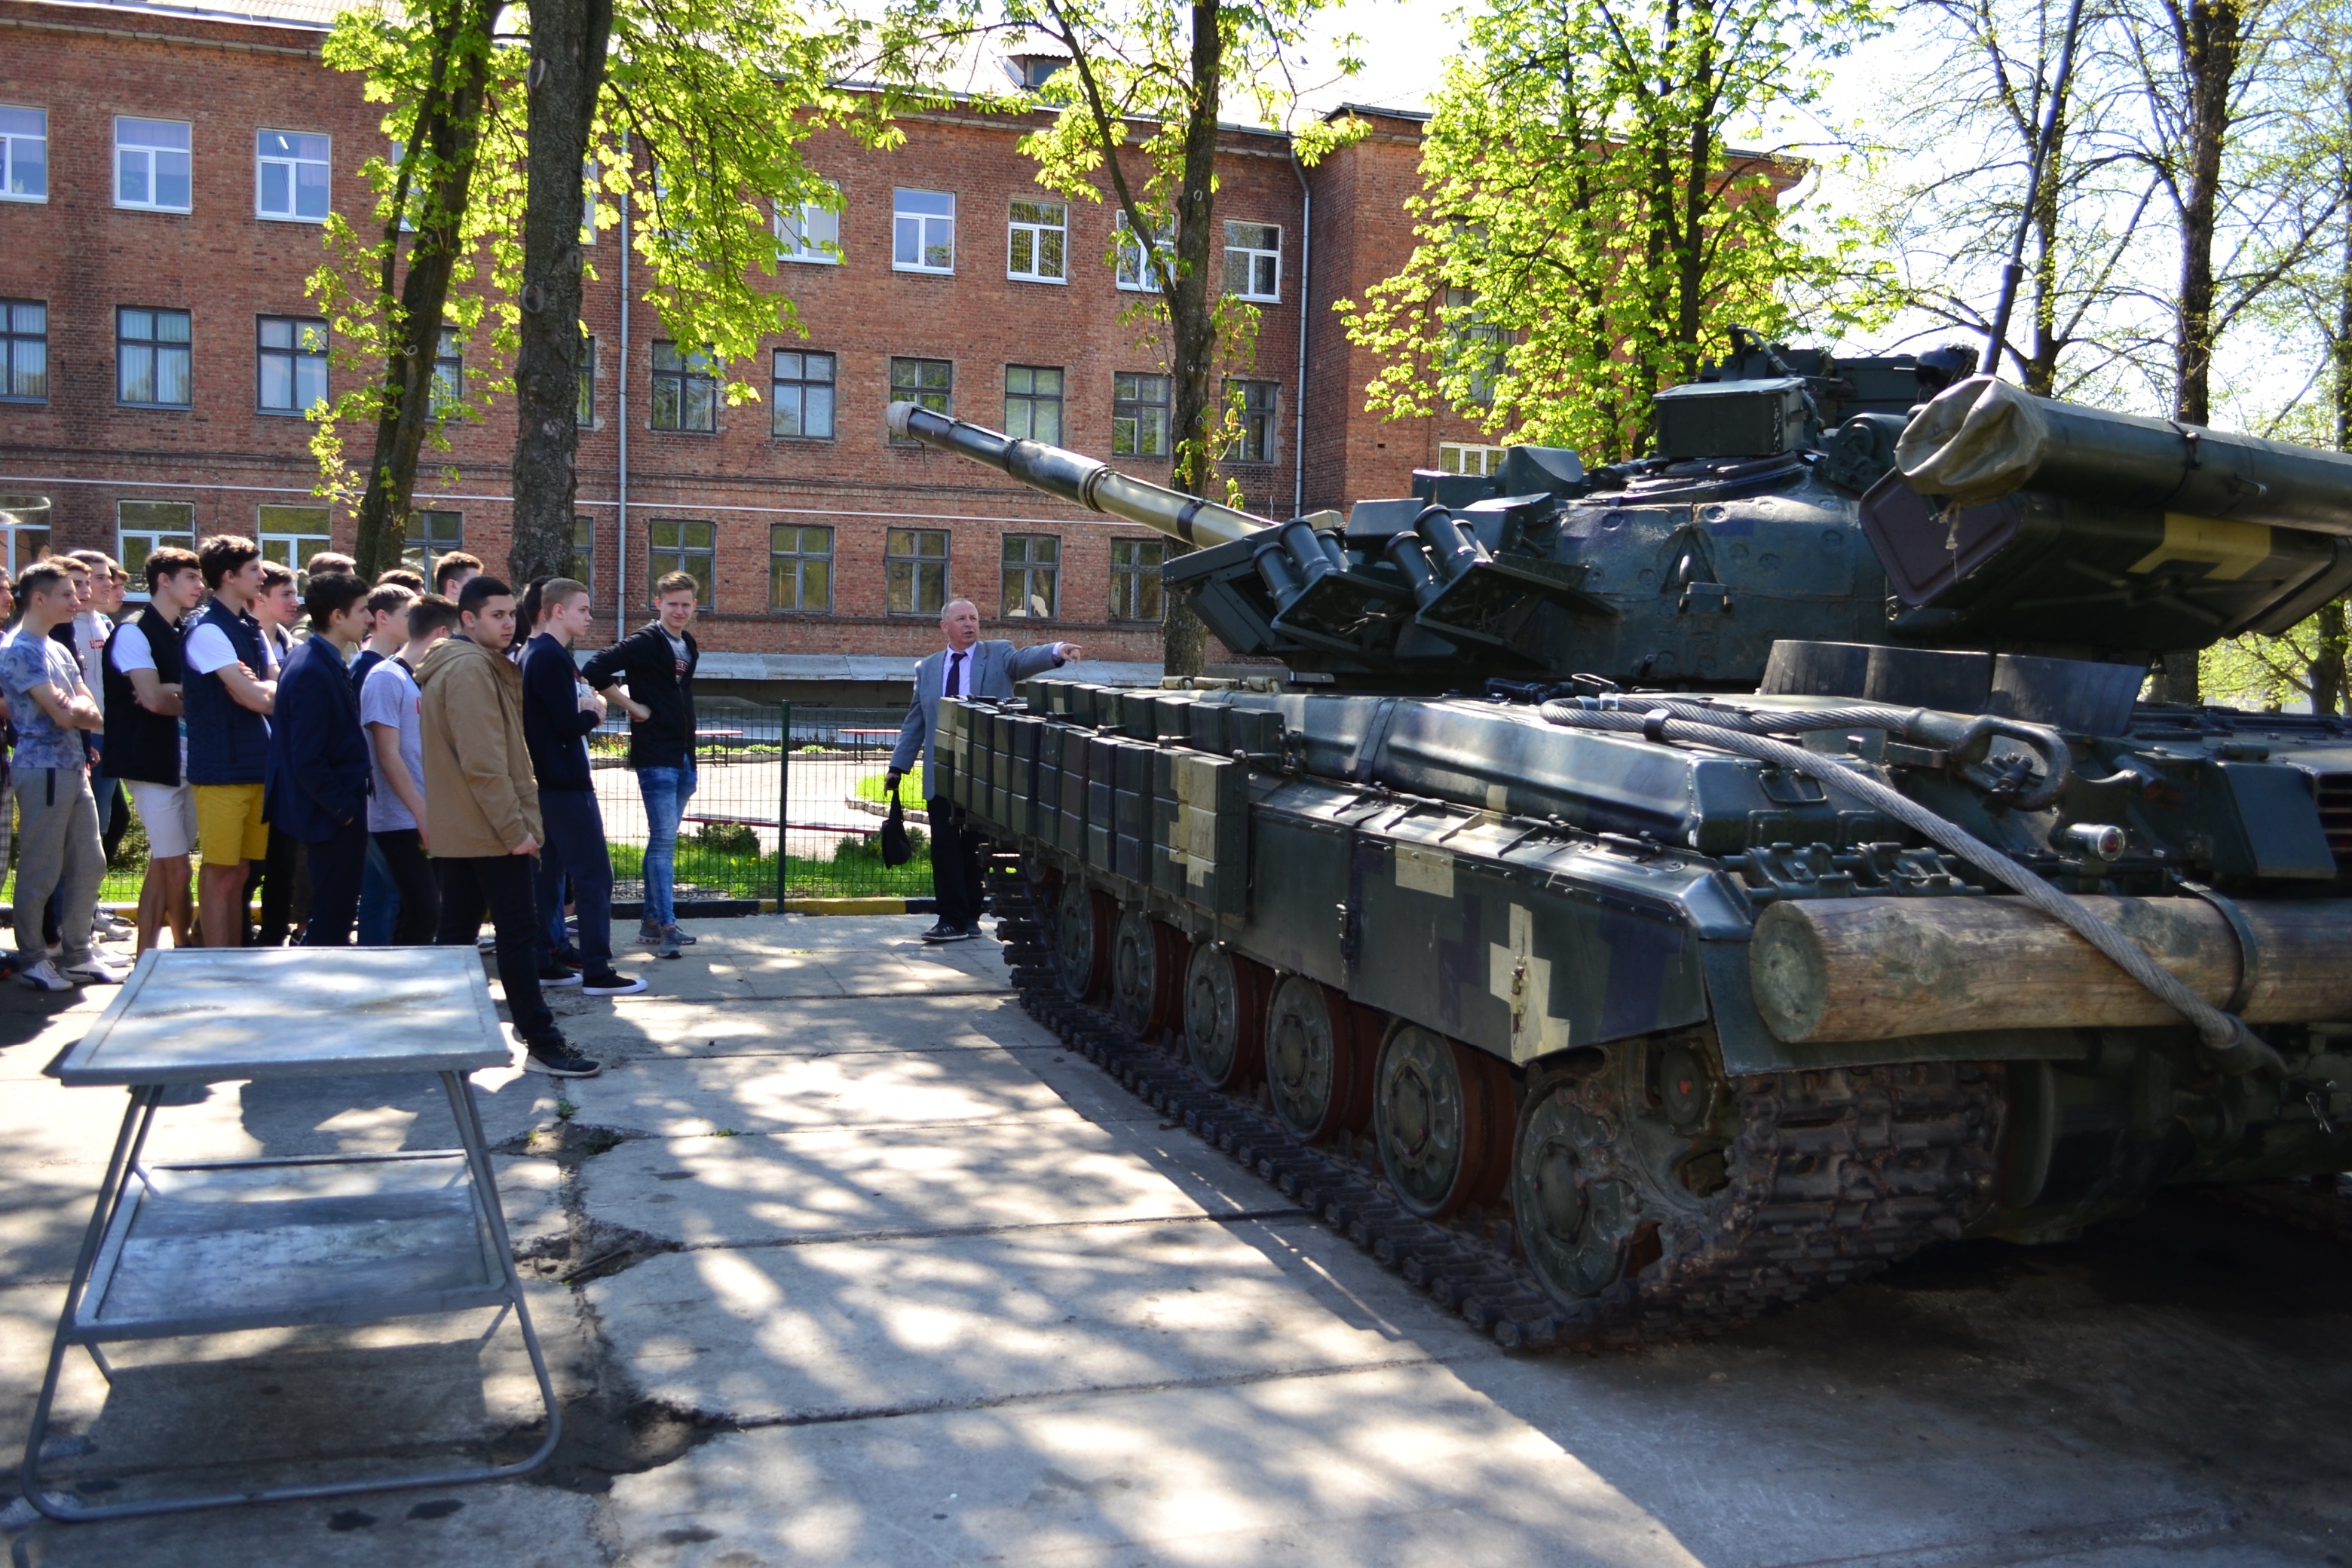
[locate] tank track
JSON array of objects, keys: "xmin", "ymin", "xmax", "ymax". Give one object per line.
[
  {"xmin": 2221, "ymin": 1175, "xmax": 2352, "ymax": 1244},
  {"xmin": 987, "ymin": 859, "xmax": 2006, "ymax": 1351}
]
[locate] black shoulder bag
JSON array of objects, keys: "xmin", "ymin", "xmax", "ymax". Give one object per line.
[{"xmin": 880, "ymin": 776, "xmax": 913, "ymax": 867}]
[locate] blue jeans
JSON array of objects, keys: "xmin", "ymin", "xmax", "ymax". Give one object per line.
[
  {"xmin": 356, "ymin": 834, "xmax": 400, "ymax": 945},
  {"xmin": 635, "ymin": 762, "xmax": 697, "ymax": 926}
]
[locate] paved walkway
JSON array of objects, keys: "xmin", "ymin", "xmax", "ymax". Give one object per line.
[{"xmin": 0, "ymin": 917, "xmax": 2347, "ymax": 1565}]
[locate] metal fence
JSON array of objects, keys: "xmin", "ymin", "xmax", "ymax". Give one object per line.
[
  {"xmin": 20, "ymin": 698, "xmax": 934, "ymax": 914},
  {"xmin": 591, "ymin": 700, "xmax": 934, "ymax": 905}
]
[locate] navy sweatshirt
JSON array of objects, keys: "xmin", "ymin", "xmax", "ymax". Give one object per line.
[{"xmin": 521, "ymin": 632, "xmax": 601, "ymax": 791}]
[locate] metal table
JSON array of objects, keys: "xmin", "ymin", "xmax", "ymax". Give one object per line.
[{"xmin": 19, "ymin": 948, "xmax": 559, "ymax": 1521}]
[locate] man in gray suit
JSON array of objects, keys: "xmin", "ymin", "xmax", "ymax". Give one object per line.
[{"xmin": 888, "ymin": 598, "xmax": 1080, "ymax": 941}]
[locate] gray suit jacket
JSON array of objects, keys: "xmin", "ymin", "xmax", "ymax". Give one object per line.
[{"xmin": 890, "ymin": 639, "xmax": 1066, "ymax": 789}]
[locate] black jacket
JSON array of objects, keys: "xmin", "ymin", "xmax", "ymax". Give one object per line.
[
  {"xmin": 521, "ymin": 633, "xmax": 599, "ymax": 790},
  {"xmin": 581, "ymin": 621, "xmax": 698, "ymax": 769},
  {"xmin": 262, "ymin": 636, "xmax": 369, "ymax": 839}
]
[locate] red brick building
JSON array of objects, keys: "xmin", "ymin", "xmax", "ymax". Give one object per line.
[{"xmin": 0, "ymin": 0, "xmax": 1504, "ymax": 699}]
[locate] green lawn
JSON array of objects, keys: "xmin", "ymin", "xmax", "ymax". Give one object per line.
[
  {"xmin": 608, "ymin": 826, "xmax": 934, "ymax": 902},
  {"xmin": 851, "ymin": 768, "xmax": 927, "ymax": 805}
]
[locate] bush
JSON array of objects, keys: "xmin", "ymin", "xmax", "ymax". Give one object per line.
[{"xmin": 691, "ymin": 820, "xmax": 761, "ymax": 855}]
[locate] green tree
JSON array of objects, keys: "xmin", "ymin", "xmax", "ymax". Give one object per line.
[
  {"xmin": 889, "ymin": 0, "xmax": 1356, "ymax": 675},
  {"xmin": 1337, "ymin": 0, "xmax": 1884, "ymax": 464},
  {"xmin": 313, "ymin": 0, "xmax": 891, "ymax": 581}
]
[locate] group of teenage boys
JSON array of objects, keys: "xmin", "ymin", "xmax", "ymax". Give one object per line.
[{"xmin": 0, "ymin": 535, "xmax": 711, "ymax": 1081}]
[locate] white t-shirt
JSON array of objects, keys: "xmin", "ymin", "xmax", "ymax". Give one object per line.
[
  {"xmin": 360, "ymin": 657, "xmax": 424, "ymax": 832},
  {"xmin": 73, "ymin": 611, "xmax": 110, "ymax": 716},
  {"xmin": 185, "ymin": 621, "xmax": 241, "ymax": 675}
]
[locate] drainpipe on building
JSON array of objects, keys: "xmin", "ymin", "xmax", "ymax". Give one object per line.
[
  {"xmin": 1286, "ymin": 143, "xmax": 1312, "ymax": 519},
  {"xmin": 616, "ymin": 144, "xmax": 632, "ymax": 641}
]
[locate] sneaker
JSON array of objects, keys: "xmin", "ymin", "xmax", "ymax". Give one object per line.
[
  {"xmin": 637, "ymin": 919, "xmax": 664, "ymax": 948},
  {"xmin": 93, "ymin": 913, "xmax": 133, "ymax": 939},
  {"xmin": 919, "ymin": 920, "xmax": 957, "ymax": 943},
  {"xmin": 524, "ymin": 1042, "xmax": 602, "ymax": 1078},
  {"xmin": 63, "ymin": 957, "xmax": 127, "ymax": 985},
  {"xmin": 936, "ymin": 925, "xmax": 979, "ymax": 944},
  {"xmin": 656, "ymin": 929, "xmax": 681, "ymax": 960},
  {"xmin": 660, "ymin": 923, "xmax": 697, "ymax": 947},
  {"xmin": 16, "ymin": 960, "xmax": 72, "ymax": 993},
  {"xmin": 550, "ymin": 945, "xmax": 585, "ymax": 970},
  {"xmin": 476, "ymin": 930, "xmax": 498, "ymax": 951},
  {"xmin": 537, "ymin": 965, "xmax": 584, "ymax": 988},
  {"xmin": 581, "ymin": 969, "xmax": 648, "ymax": 997}
]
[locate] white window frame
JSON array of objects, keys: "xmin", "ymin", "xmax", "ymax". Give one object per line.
[
  {"xmin": 1114, "ymin": 211, "xmax": 1174, "ymax": 293},
  {"xmin": 1007, "ymin": 197, "xmax": 1067, "ymax": 283},
  {"xmin": 892, "ymin": 188, "xmax": 954, "ymax": 274},
  {"xmin": 0, "ymin": 106, "xmax": 47, "ymax": 203},
  {"xmin": 115, "ymin": 117, "xmax": 191, "ymax": 213},
  {"xmin": 1223, "ymin": 220, "xmax": 1281, "ymax": 303},
  {"xmin": 255, "ymin": 129, "xmax": 331, "ymax": 222},
  {"xmin": 256, "ymin": 504, "xmax": 333, "ymax": 582},
  {"xmin": 777, "ymin": 186, "xmax": 841, "ymax": 264},
  {"xmin": 581, "ymin": 158, "xmax": 598, "ymax": 244},
  {"xmin": 1440, "ymin": 442, "xmax": 1509, "ymax": 478},
  {"xmin": 117, "ymin": 501, "xmax": 196, "ymax": 600}
]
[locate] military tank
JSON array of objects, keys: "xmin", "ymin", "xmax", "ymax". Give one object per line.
[{"xmin": 880, "ymin": 341, "xmax": 2352, "ymax": 1348}]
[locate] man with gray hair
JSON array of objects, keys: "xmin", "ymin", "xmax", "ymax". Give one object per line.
[{"xmin": 887, "ymin": 598, "xmax": 1078, "ymax": 942}]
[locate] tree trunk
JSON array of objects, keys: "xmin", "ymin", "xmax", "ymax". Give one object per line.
[
  {"xmin": 1154, "ymin": 0, "xmax": 1223, "ymax": 681},
  {"xmin": 2026, "ymin": 109, "xmax": 2066, "ymax": 395},
  {"xmin": 2169, "ymin": 0, "xmax": 2242, "ymax": 430},
  {"xmin": 2159, "ymin": 0, "xmax": 2243, "ymax": 706},
  {"xmin": 351, "ymin": 0, "xmax": 499, "ymax": 581},
  {"xmin": 508, "ymin": 0, "xmax": 614, "ymax": 587}
]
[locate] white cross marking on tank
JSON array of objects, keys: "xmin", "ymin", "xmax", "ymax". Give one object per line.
[{"xmin": 1489, "ymin": 903, "xmax": 1570, "ymax": 1058}]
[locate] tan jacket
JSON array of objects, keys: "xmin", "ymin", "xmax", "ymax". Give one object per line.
[{"xmin": 416, "ymin": 635, "xmax": 541, "ymax": 857}]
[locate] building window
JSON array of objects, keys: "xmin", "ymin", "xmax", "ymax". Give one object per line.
[
  {"xmin": 580, "ymin": 158, "xmax": 598, "ymax": 243},
  {"xmin": 256, "ymin": 130, "xmax": 330, "ymax": 222},
  {"xmin": 257, "ymin": 316, "xmax": 329, "ymax": 415},
  {"xmin": 1112, "ymin": 372, "xmax": 1171, "ymax": 458},
  {"xmin": 888, "ymin": 357, "xmax": 951, "ymax": 443},
  {"xmin": 0, "ymin": 106, "xmax": 46, "ymax": 202},
  {"xmin": 257, "ymin": 504, "xmax": 332, "ymax": 583},
  {"xmin": 893, "ymin": 188, "xmax": 954, "ymax": 273},
  {"xmin": 403, "ymin": 510, "xmax": 464, "ymax": 580},
  {"xmin": 1114, "ymin": 211, "xmax": 1172, "ymax": 292},
  {"xmin": 769, "ymin": 524, "xmax": 833, "ymax": 612},
  {"xmin": 578, "ymin": 333, "xmax": 596, "ymax": 427},
  {"xmin": 1224, "ymin": 378, "xmax": 1278, "ymax": 464},
  {"xmin": 885, "ymin": 527, "xmax": 948, "ymax": 615},
  {"xmin": 1, "ymin": 300, "xmax": 45, "ymax": 402},
  {"xmin": 1110, "ymin": 537, "xmax": 1165, "ymax": 622},
  {"xmin": 118, "ymin": 501, "xmax": 195, "ymax": 597},
  {"xmin": 115, "ymin": 118, "xmax": 191, "ymax": 213},
  {"xmin": 1004, "ymin": 365, "xmax": 1062, "ymax": 444},
  {"xmin": 1440, "ymin": 442, "xmax": 1508, "ymax": 477},
  {"xmin": 772, "ymin": 350, "xmax": 835, "ymax": 439},
  {"xmin": 1000, "ymin": 534, "xmax": 1058, "ymax": 619},
  {"xmin": 1008, "ymin": 198, "xmax": 1067, "ymax": 283},
  {"xmin": 1444, "ymin": 287, "xmax": 1506, "ymax": 404},
  {"xmin": 646, "ymin": 519, "xmax": 715, "ymax": 605},
  {"xmin": 572, "ymin": 515, "xmax": 596, "ymax": 595},
  {"xmin": 651, "ymin": 341, "xmax": 717, "ymax": 432},
  {"xmin": 1223, "ymin": 221, "xmax": 1281, "ymax": 302},
  {"xmin": 118, "ymin": 307, "xmax": 191, "ymax": 408},
  {"xmin": 427, "ymin": 324, "xmax": 467, "ymax": 416},
  {"xmin": 776, "ymin": 188, "xmax": 841, "ymax": 263}
]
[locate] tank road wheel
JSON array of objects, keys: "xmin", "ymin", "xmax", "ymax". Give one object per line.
[
  {"xmin": 1265, "ymin": 978, "xmax": 1369, "ymax": 1141},
  {"xmin": 1511, "ymin": 1031, "xmax": 1740, "ymax": 1307},
  {"xmin": 1374, "ymin": 1024, "xmax": 1512, "ymax": 1220},
  {"xmin": 1055, "ymin": 880, "xmax": 1113, "ymax": 1002},
  {"xmin": 1182, "ymin": 944, "xmax": 1267, "ymax": 1091},
  {"xmin": 1111, "ymin": 907, "xmax": 1177, "ymax": 1037}
]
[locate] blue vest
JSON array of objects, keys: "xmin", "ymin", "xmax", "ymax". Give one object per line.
[{"xmin": 182, "ymin": 600, "xmax": 271, "ymax": 785}]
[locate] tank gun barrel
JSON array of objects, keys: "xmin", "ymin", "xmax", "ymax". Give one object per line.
[{"xmin": 885, "ymin": 400, "xmax": 1273, "ymax": 549}]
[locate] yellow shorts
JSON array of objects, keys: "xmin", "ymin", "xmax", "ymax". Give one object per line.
[{"xmin": 192, "ymin": 782, "xmax": 269, "ymax": 865}]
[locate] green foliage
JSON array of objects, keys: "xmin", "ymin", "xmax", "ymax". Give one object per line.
[
  {"xmin": 308, "ymin": 0, "xmax": 525, "ymax": 504},
  {"xmin": 2202, "ymin": 600, "xmax": 2350, "ymax": 713},
  {"xmin": 307, "ymin": 0, "xmax": 910, "ymax": 516},
  {"xmin": 1337, "ymin": 0, "xmax": 1888, "ymax": 463}
]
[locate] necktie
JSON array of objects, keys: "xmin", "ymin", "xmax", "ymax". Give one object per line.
[{"xmin": 945, "ymin": 651, "xmax": 963, "ymax": 698}]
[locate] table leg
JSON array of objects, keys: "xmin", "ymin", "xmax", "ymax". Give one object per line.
[
  {"xmin": 436, "ymin": 1070, "xmax": 562, "ymax": 1473},
  {"xmin": 20, "ymin": 1085, "xmax": 161, "ymax": 1518}
]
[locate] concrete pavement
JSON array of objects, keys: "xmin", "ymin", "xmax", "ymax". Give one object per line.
[{"xmin": 0, "ymin": 915, "xmax": 2346, "ymax": 1565}]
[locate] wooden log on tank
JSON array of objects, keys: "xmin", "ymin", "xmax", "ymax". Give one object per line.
[{"xmin": 1748, "ymin": 895, "xmax": 2352, "ymax": 1044}]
